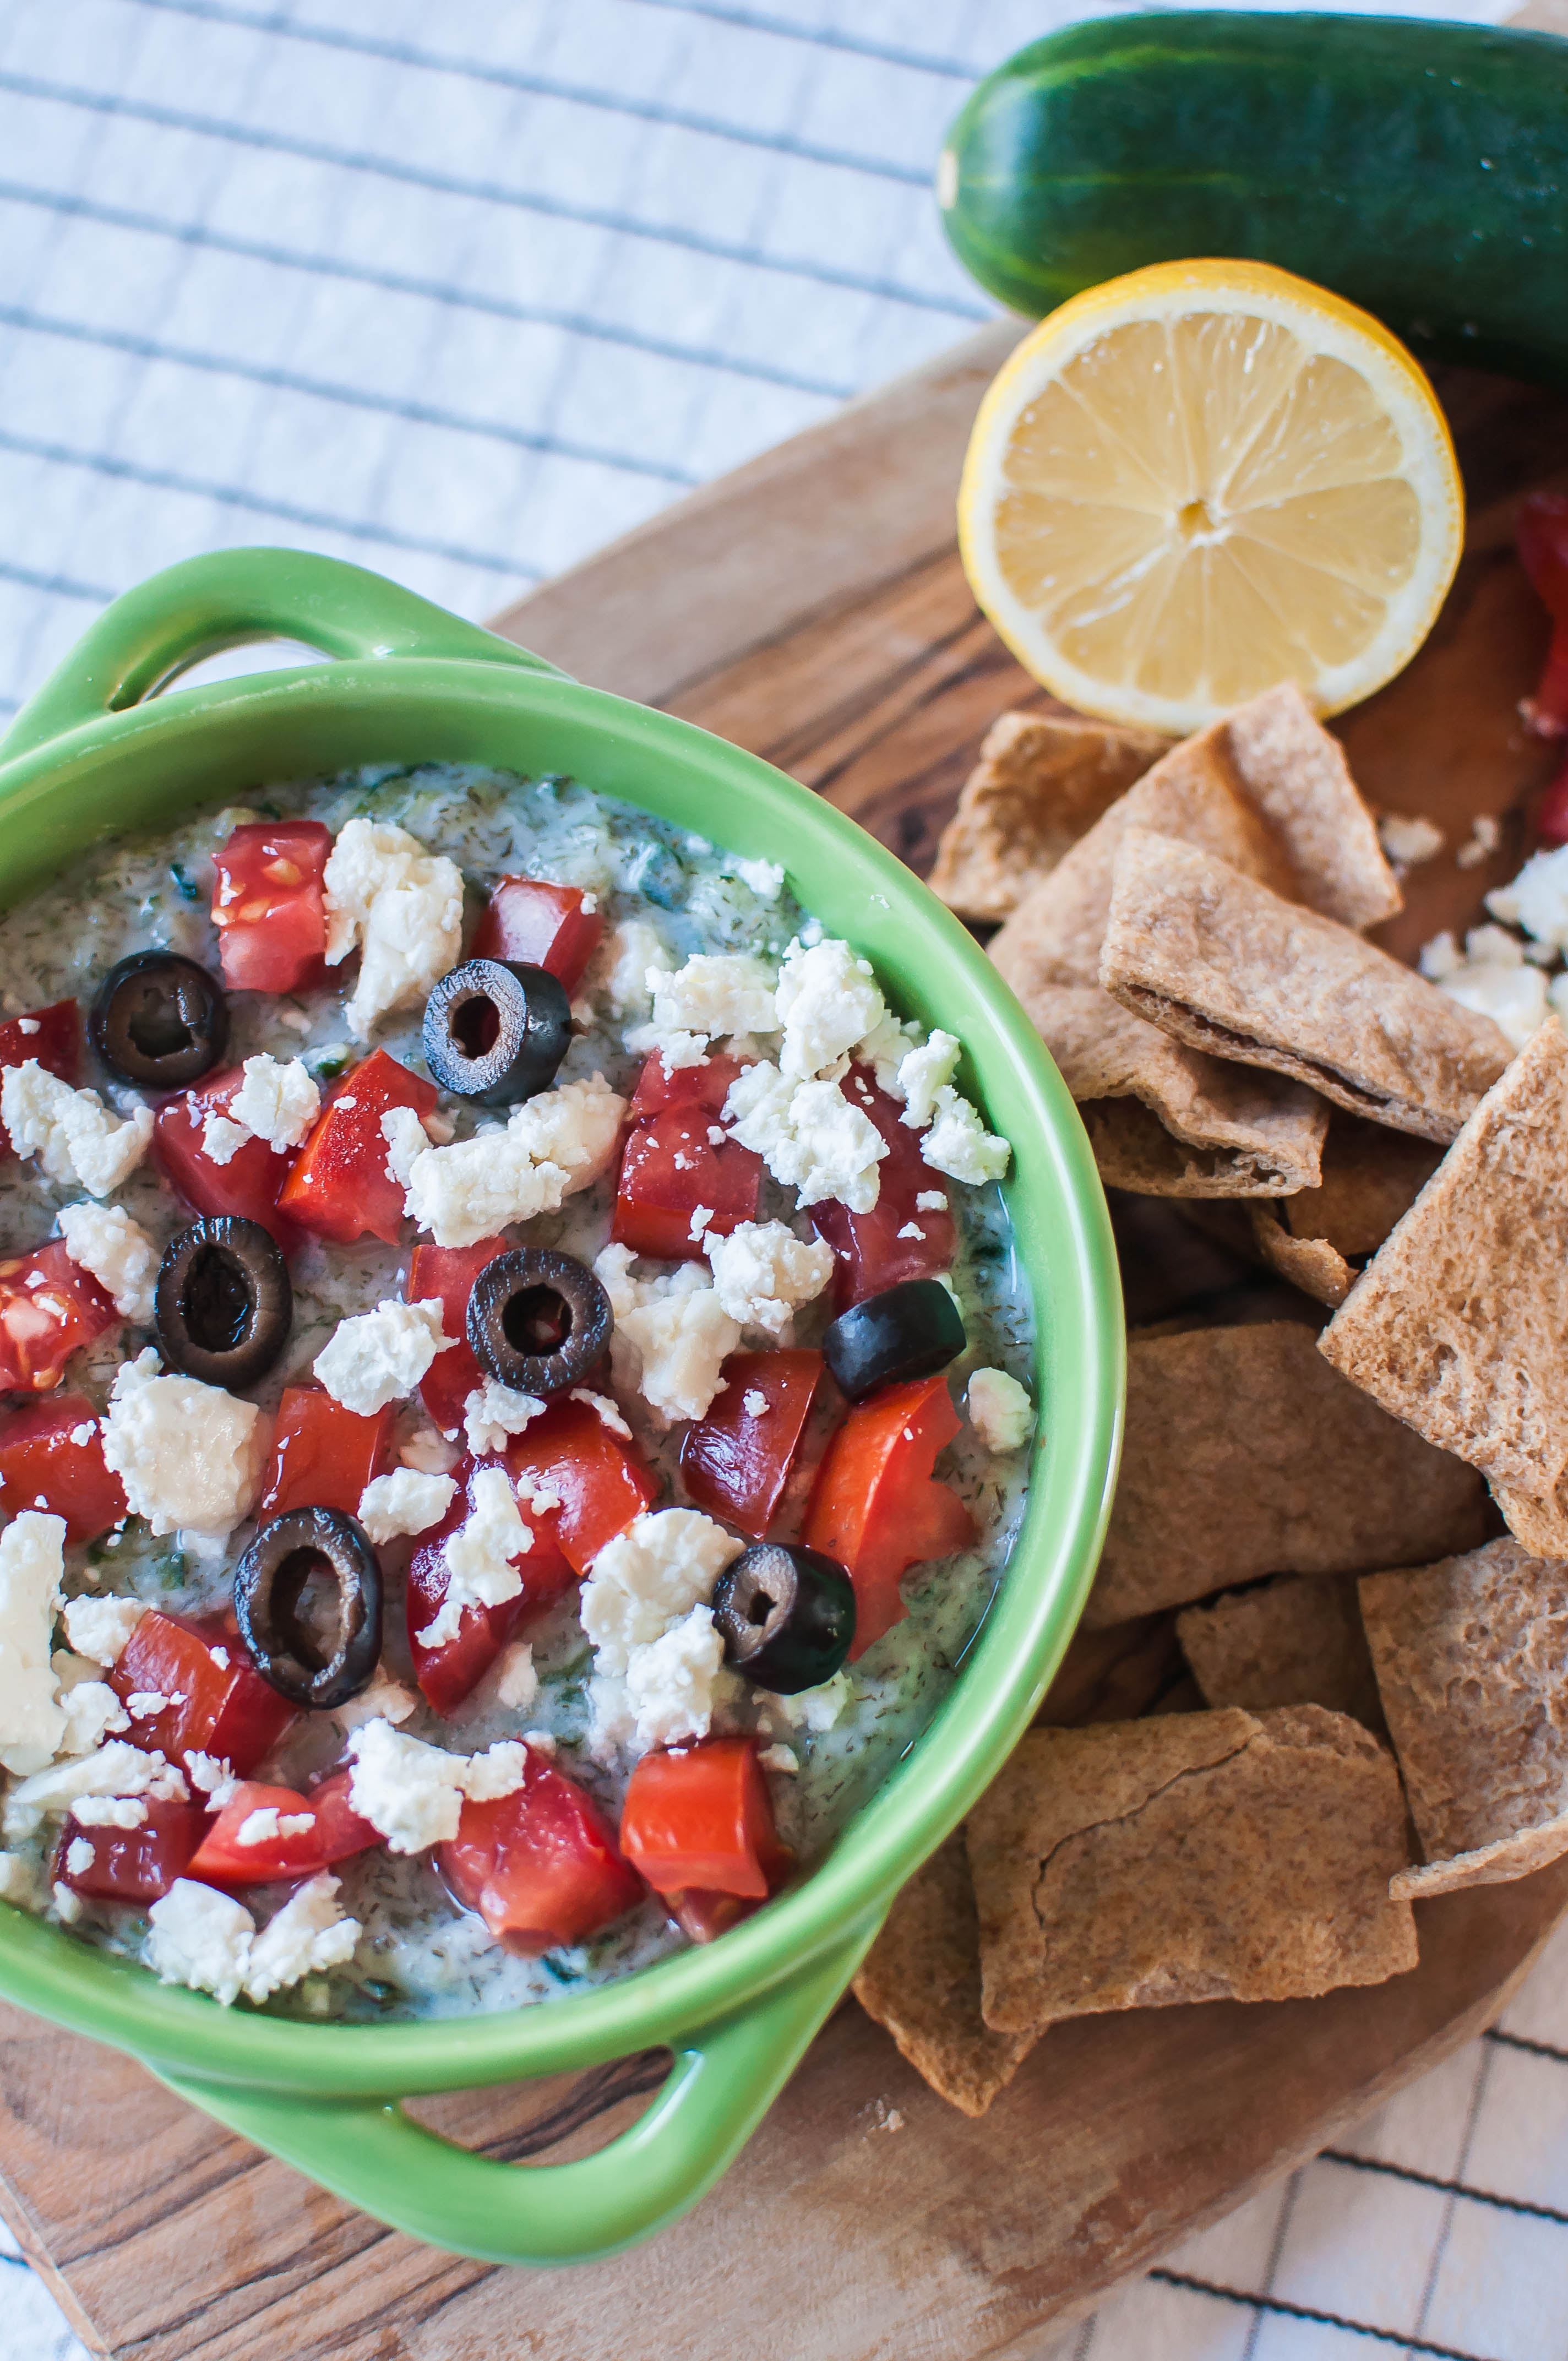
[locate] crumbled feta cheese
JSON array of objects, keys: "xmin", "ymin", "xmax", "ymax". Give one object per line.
[
  {"xmin": 56, "ymin": 1677, "xmax": 129, "ymax": 1758},
  {"xmin": 237, "ymin": 1805, "xmax": 314, "ymax": 1847},
  {"xmin": 345, "ymin": 1717, "xmax": 527, "ymax": 1852},
  {"xmin": 63, "ymin": 1594, "xmax": 145, "ymax": 1667},
  {"xmin": 495, "ymin": 1640, "xmax": 537, "ymax": 1711},
  {"xmin": 723, "ymin": 1063, "xmax": 886, "ymax": 1212},
  {"xmin": 0, "ymin": 1852, "xmax": 37, "ymax": 1903},
  {"xmin": 897, "ymin": 1222, "xmax": 925, "ymax": 1241},
  {"xmin": 1422, "ymin": 924, "xmax": 1549, "ymax": 1052},
  {"xmin": 919, "ymin": 1087, "xmax": 1010, "ymax": 1185},
  {"xmin": 186, "ymin": 1751, "xmax": 238, "ymax": 1808},
  {"xmin": 703, "ymin": 1219, "xmax": 833, "ymax": 1336},
  {"xmin": 1487, "ymin": 842, "xmax": 1568, "ymax": 954},
  {"xmin": 967, "ymin": 1367, "xmax": 1033, "ymax": 1454},
  {"xmin": 330, "ymin": 1667, "xmax": 417, "ymax": 1733},
  {"xmin": 585, "ymin": 1673, "xmax": 635, "ymax": 1764},
  {"xmin": 916, "ymin": 1190, "xmax": 948, "ymax": 1213},
  {"xmin": 624, "ymin": 1025, "xmax": 709, "ymax": 1070},
  {"xmin": 73, "ymin": 1795, "xmax": 148, "ymax": 1829},
  {"xmin": 381, "ymin": 1103, "xmax": 433, "ymax": 1188},
  {"xmin": 314, "ymin": 1298, "xmax": 454, "ymax": 1417},
  {"xmin": 0, "ymin": 1511, "xmax": 66, "ymax": 1774},
  {"xmin": 570, "ymin": 1387, "xmax": 632, "ymax": 1440},
  {"xmin": 126, "ymin": 1690, "xmax": 171, "ymax": 1720},
  {"xmin": 400, "ymin": 1423, "xmax": 460, "ymax": 1475},
  {"xmin": 462, "ymin": 1378, "xmax": 545, "ymax": 1459},
  {"xmin": 323, "ymin": 817, "xmax": 464, "ymax": 1037},
  {"xmin": 100, "ymin": 1351, "xmax": 267, "ymax": 1537},
  {"xmin": 3, "ymin": 1740, "xmax": 187, "ymax": 1839},
  {"xmin": 602, "ymin": 918, "xmax": 668, "ymax": 1014},
  {"xmin": 742, "ymin": 1390, "xmax": 767, "ymax": 1418},
  {"xmin": 357, "ymin": 1466, "xmax": 457, "ymax": 1546},
  {"xmin": 759, "ymin": 1743, "xmax": 798, "ymax": 1775},
  {"xmin": 56, "ymin": 1201, "xmax": 157, "ymax": 1323},
  {"xmin": 1457, "ymin": 813, "xmax": 1502, "ymax": 871},
  {"xmin": 64, "ymin": 1835, "xmax": 95, "ymax": 1877},
  {"xmin": 198, "ymin": 1112, "xmax": 244, "ymax": 1166},
  {"xmin": 1377, "ymin": 812, "xmax": 1445, "ymax": 868},
  {"xmin": 243, "ymin": 1872, "xmax": 360, "ymax": 2003},
  {"xmin": 1417, "ymin": 929, "xmax": 1461, "ymax": 982},
  {"xmin": 765, "ymin": 1670, "xmax": 851, "ymax": 1733},
  {"xmin": 624, "ymin": 1604, "xmax": 727, "ymax": 1749},
  {"xmin": 775, "ymin": 938, "xmax": 884, "ymax": 1079},
  {"xmin": 688, "ymin": 1204, "xmax": 714, "ymax": 1243},
  {"xmin": 52, "ymin": 1881, "xmax": 83, "ymax": 1923},
  {"xmin": 614, "ymin": 1274, "xmax": 741, "ymax": 1422},
  {"xmin": 580, "ymin": 1509, "xmax": 743, "ymax": 1675},
  {"xmin": 416, "ymin": 1467, "xmax": 531, "ymax": 1651},
  {"xmin": 0, "ymin": 1063, "xmax": 153, "ymax": 1196},
  {"xmin": 727, "ymin": 856, "xmax": 785, "ymax": 900},
  {"xmin": 148, "ymin": 1879, "xmax": 255, "ymax": 2006},
  {"xmin": 223, "ymin": 1054, "xmax": 321, "ymax": 1154},
  {"xmin": 648, "ymin": 952, "xmax": 777, "ymax": 1042},
  {"xmin": 402, "ymin": 1074, "xmax": 626, "ymax": 1248},
  {"xmin": 896, "ymin": 1031, "xmax": 962, "ymax": 1130}
]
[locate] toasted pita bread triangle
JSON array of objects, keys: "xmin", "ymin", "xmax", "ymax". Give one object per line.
[{"xmin": 928, "ymin": 709, "xmax": 1167, "ymax": 922}]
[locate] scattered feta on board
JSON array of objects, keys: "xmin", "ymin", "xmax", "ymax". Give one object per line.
[
  {"xmin": 55, "ymin": 1201, "xmax": 157, "ymax": 1323},
  {"xmin": 0, "ymin": 1064, "xmax": 153, "ymax": 1196},
  {"xmin": 314, "ymin": 1299, "xmax": 454, "ymax": 1417}
]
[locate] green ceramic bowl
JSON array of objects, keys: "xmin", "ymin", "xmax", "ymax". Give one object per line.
[{"xmin": 0, "ymin": 550, "xmax": 1123, "ymax": 2265}]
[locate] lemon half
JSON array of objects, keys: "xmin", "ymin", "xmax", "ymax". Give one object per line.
[{"xmin": 959, "ymin": 260, "xmax": 1464, "ymax": 736}]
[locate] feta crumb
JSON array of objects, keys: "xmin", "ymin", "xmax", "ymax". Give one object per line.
[
  {"xmin": 602, "ymin": 918, "xmax": 669, "ymax": 1014},
  {"xmin": 237, "ymin": 1806, "xmax": 285, "ymax": 1846},
  {"xmin": 243, "ymin": 1872, "xmax": 360, "ymax": 2003},
  {"xmin": 64, "ymin": 1835, "xmax": 95, "ymax": 1877},
  {"xmin": 764, "ymin": 1670, "xmax": 850, "ymax": 1733},
  {"xmin": 4, "ymin": 1740, "xmax": 187, "ymax": 1839},
  {"xmin": 73, "ymin": 1795, "xmax": 148, "ymax": 1829},
  {"xmin": 357, "ymin": 1466, "xmax": 457, "ymax": 1546},
  {"xmin": 703, "ymin": 1219, "xmax": 833, "ymax": 1336},
  {"xmin": 759, "ymin": 1743, "xmax": 798, "ymax": 1775},
  {"xmin": 345, "ymin": 1717, "xmax": 526, "ymax": 1852},
  {"xmin": 224, "ymin": 1054, "xmax": 321, "ymax": 1153},
  {"xmin": 126, "ymin": 1690, "xmax": 171, "ymax": 1720},
  {"xmin": 63, "ymin": 1594, "xmax": 145, "ymax": 1667},
  {"xmin": 1423, "ymin": 923, "xmax": 1549, "ymax": 1052},
  {"xmin": 1377, "ymin": 812, "xmax": 1445, "ymax": 868},
  {"xmin": 649, "ymin": 952, "xmax": 777, "ymax": 1042},
  {"xmin": 323, "ymin": 817, "xmax": 464, "ymax": 1037},
  {"xmin": 399, "ymin": 1423, "xmax": 459, "ymax": 1475},
  {"xmin": 1, "ymin": 1064, "xmax": 153, "ymax": 1196},
  {"xmin": 314, "ymin": 1298, "xmax": 454, "ymax": 1417},
  {"xmin": 624, "ymin": 1604, "xmax": 727, "ymax": 1749},
  {"xmin": 570, "ymin": 1387, "xmax": 632, "ymax": 1440},
  {"xmin": 581, "ymin": 1509, "xmax": 743, "ymax": 1676},
  {"xmin": 52, "ymin": 1881, "xmax": 83, "ymax": 1923},
  {"xmin": 967, "ymin": 1367, "xmax": 1033, "ymax": 1454},
  {"xmin": 1457, "ymin": 813, "xmax": 1502, "ymax": 871},
  {"xmin": 495, "ymin": 1640, "xmax": 537, "ymax": 1711},
  {"xmin": 200, "ymin": 1113, "xmax": 247, "ymax": 1166},
  {"xmin": 57, "ymin": 1677, "xmax": 129, "ymax": 1758},
  {"xmin": 186, "ymin": 1750, "xmax": 238, "ymax": 1809},
  {"xmin": 624, "ymin": 1024, "xmax": 709, "ymax": 1070},
  {"xmin": 330, "ymin": 1667, "xmax": 417, "ymax": 1733},
  {"xmin": 916, "ymin": 1190, "xmax": 948, "ymax": 1213},
  {"xmin": 742, "ymin": 1390, "xmax": 767, "ymax": 1418},
  {"xmin": 1487, "ymin": 842, "xmax": 1568, "ymax": 954},
  {"xmin": 728, "ymin": 856, "xmax": 785, "ymax": 901},
  {"xmin": 897, "ymin": 1222, "xmax": 925, "ymax": 1241},
  {"xmin": 775, "ymin": 938, "xmax": 884, "ymax": 1079},
  {"xmin": 896, "ymin": 1031, "xmax": 962, "ymax": 1130},
  {"xmin": 100, "ymin": 1351, "xmax": 266, "ymax": 1537},
  {"xmin": 148, "ymin": 1880, "xmax": 255, "ymax": 2006},
  {"xmin": 723, "ymin": 1063, "xmax": 886, "ymax": 1212},
  {"xmin": 919, "ymin": 1086, "xmax": 1010, "ymax": 1185},
  {"xmin": 688, "ymin": 1204, "xmax": 715, "ymax": 1243},
  {"xmin": 613, "ymin": 1270, "xmax": 741, "ymax": 1422},
  {"xmin": 585, "ymin": 1673, "xmax": 635, "ymax": 1764},
  {"xmin": 462, "ymin": 1378, "xmax": 545, "ymax": 1459},
  {"xmin": 416, "ymin": 1466, "xmax": 531, "ymax": 1650},
  {"xmin": 0, "ymin": 1511, "xmax": 66, "ymax": 1774},
  {"xmin": 402, "ymin": 1074, "xmax": 626, "ymax": 1248},
  {"xmin": 382, "ymin": 1103, "xmax": 433, "ymax": 1188},
  {"xmin": 56, "ymin": 1201, "xmax": 157, "ymax": 1323}
]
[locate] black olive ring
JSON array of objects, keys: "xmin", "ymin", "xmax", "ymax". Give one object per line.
[
  {"xmin": 423, "ymin": 956, "xmax": 571, "ymax": 1105},
  {"xmin": 90, "ymin": 949, "xmax": 229, "ymax": 1089},
  {"xmin": 235, "ymin": 1508, "xmax": 383, "ymax": 1710},
  {"xmin": 155, "ymin": 1216, "xmax": 293, "ymax": 1391},
  {"xmin": 467, "ymin": 1247, "xmax": 612, "ymax": 1396},
  {"xmin": 711, "ymin": 1542, "xmax": 857, "ymax": 1694},
  {"xmin": 822, "ymin": 1276, "xmax": 966, "ymax": 1405}
]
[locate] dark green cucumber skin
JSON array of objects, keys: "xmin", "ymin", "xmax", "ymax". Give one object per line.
[{"xmin": 943, "ymin": 13, "xmax": 1568, "ymax": 386}]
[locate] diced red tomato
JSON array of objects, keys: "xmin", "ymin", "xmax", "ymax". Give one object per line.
[
  {"xmin": 0, "ymin": 1392, "xmax": 126, "ymax": 1540},
  {"xmin": 503, "ymin": 1396, "xmax": 657, "ymax": 1576},
  {"xmin": 807, "ymin": 1066, "xmax": 954, "ymax": 1311},
  {"xmin": 0, "ymin": 1000, "xmax": 79, "ymax": 1154},
  {"xmin": 628, "ymin": 1051, "xmax": 743, "ymax": 1122},
  {"xmin": 439, "ymin": 1744, "xmax": 643, "ymax": 1954},
  {"xmin": 210, "ymin": 818, "xmax": 333, "ymax": 994},
  {"xmin": 258, "ymin": 1385, "xmax": 391, "ymax": 1520},
  {"xmin": 406, "ymin": 1236, "xmax": 508, "ymax": 1437},
  {"xmin": 186, "ymin": 1769, "xmax": 379, "ymax": 1886},
  {"xmin": 472, "ymin": 877, "xmax": 604, "ymax": 993},
  {"xmin": 0, "ymin": 1241, "xmax": 118, "ymax": 1395},
  {"xmin": 679, "ymin": 1350, "xmax": 825, "ymax": 1540},
  {"xmin": 611, "ymin": 1107, "xmax": 763, "ymax": 1263},
  {"xmin": 153, "ymin": 1066, "xmax": 297, "ymax": 1245},
  {"xmin": 406, "ymin": 1460, "xmax": 576, "ymax": 1717},
  {"xmin": 55, "ymin": 1795, "xmax": 208, "ymax": 1905},
  {"xmin": 279, "ymin": 1049, "xmax": 438, "ymax": 1246},
  {"xmin": 111, "ymin": 1611, "xmax": 296, "ymax": 1776},
  {"xmin": 619, "ymin": 1738, "xmax": 789, "ymax": 1903},
  {"xmin": 802, "ymin": 1373, "xmax": 973, "ymax": 1657},
  {"xmin": 666, "ymin": 1887, "xmax": 764, "ymax": 1944}
]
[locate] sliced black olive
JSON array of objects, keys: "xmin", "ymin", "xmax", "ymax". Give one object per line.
[
  {"xmin": 155, "ymin": 1215, "xmax": 292, "ymax": 1390},
  {"xmin": 423, "ymin": 958, "xmax": 571, "ymax": 1105},
  {"xmin": 90, "ymin": 949, "xmax": 228, "ymax": 1089},
  {"xmin": 235, "ymin": 1508, "xmax": 382, "ymax": 1710},
  {"xmin": 467, "ymin": 1247, "xmax": 612, "ymax": 1395},
  {"xmin": 821, "ymin": 1276, "xmax": 966, "ymax": 1404},
  {"xmin": 711, "ymin": 1542, "xmax": 856, "ymax": 1694}
]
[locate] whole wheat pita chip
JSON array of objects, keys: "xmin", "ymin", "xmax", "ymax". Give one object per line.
[
  {"xmin": 1178, "ymin": 1573, "xmax": 1382, "ymax": 1727},
  {"xmin": 1102, "ymin": 831, "xmax": 1511, "ymax": 1143},
  {"xmin": 1284, "ymin": 1117, "xmax": 1445, "ymax": 1258},
  {"xmin": 1360, "ymin": 1538, "xmax": 1568, "ymax": 1898},
  {"xmin": 1035, "ymin": 984, "xmax": 1329, "ymax": 1197},
  {"xmin": 1038, "ymin": 1613, "xmax": 1184, "ymax": 1728},
  {"xmin": 1491, "ymin": 1483, "xmax": 1568, "ymax": 1557},
  {"xmin": 1320, "ymin": 1024, "xmax": 1568, "ymax": 1511},
  {"xmin": 1088, "ymin": 1321, "xmax": 1486, "ymax": 1628},
  {"xmin": 1248, "ymin": 1205, "xmax": 1355, "ymax": 1309},
  {"xmin": 968, "ymin": 1706, "xmax": 1415, "ymax": 2037},
  {"xmin": 928, "ymin": 709, "xmax": 1168, "ymax": 922},
  {"xmin": 852, "ymin": 1831, "xmax": 1037, "ymax": 2118}
]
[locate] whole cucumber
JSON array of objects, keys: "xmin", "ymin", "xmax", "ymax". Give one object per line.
[{"xmin": 940, "ymin": 12, "xmax": 1568, "ymax": 384}]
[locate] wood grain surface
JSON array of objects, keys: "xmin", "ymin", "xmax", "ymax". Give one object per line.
[{"xmin": 6, "ymin": 219, "xmax": 1568, "ymax": 2361}]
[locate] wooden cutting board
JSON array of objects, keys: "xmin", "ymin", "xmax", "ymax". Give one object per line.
[{"xmin": 7, "ymin": 161, "xmax": 1568, "ymax": 2361}]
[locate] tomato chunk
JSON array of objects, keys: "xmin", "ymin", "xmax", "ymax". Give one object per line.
[
  {"xmin": 620, "ymin": 1737, "xmax": 788, "ymax": 1903},
  {"xmin": 0, "ymin": 1000, "xmax": 79, "ymax": 1153},
  {"xmin": 503, "ymin": 1396, "xmax": 657, "ymax": 1576},
  {"xmin": 472, "ymin": 878, "xmax": 603, "ymax": 994},
  {"xmin": 0, "ymin": 1392, "xmax": 126, "ymax": 1540},
  {"xmin": 111, "ymin": 1611, "xmax": 296, "ymax": 1775},
  {"xmin": 211, "ymin": 818, "xmax": 332, "ymax": 994},
  {"xmin": 153, "ymin": 1066, "xmax": 297, "ymax": 1245},
  {"xmin": 406, "ymin": 1460, "xmax": 575, "ymax": 1717},
  {"xmin": 810, "ymin": 1066, "xmax": 955, "ymax": 1310},
  {"xmin": 259, "ymin": 1385, "xmax": 391, "ymax": 1520},
  {"xmin": 628, "ymin": 1051, "xmax": 743, "ymax": 1122},
  {"xmin": 187, "ymin": 1769, "xmax": 378, "ymax": 1886},
  {"xmin": 56, "ymin": 1795, "xmax": 208, "ymax": 1905},
  {"xmin": 406, "ymin": 1236, "xmax": 508, "ymax": 1437},
  {"xmin": 0, "ymin": 1241, "xmax": 118, "ymax": 1394},
  {"xmin": 802, "ymin": 1373, "xmax": 973, "ymax": 1657},
  {"xmin": 279, "ymin": 1049, "xmax": 438, "ymax": 1245},
  {"xmin": 439, "ymin": 1745, "xmax": 643, "ymax": 1955},
  {"xmin": 612, "ymin": 1106, "xmax": 762, "ymax": 1263},
  {"xmin": 680, "ymin": 1351, "xmax": 824, "ymax": 1540}
]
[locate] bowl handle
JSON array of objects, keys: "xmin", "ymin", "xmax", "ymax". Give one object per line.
[
  {"xmin": 1, "ymin": 547, "xmax": 564, "ymax": 765},
  {"xmin": 148, "ymin": 1919, "xmax": 879, "ymax": 2266}
]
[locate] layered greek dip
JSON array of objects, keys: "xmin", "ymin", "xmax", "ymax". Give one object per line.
[{"xmin": 0, "ymin": 763, "xmax": 1035, "ymax": 2020}]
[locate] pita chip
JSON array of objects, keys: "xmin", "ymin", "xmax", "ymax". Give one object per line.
[
  {"xmin": 1178, "ymin": 1573, "xmax": 1382, "ymax": 1728},
  {"xmin": 1247, "ymin": 1206, "xmax": 1355, "ymax": 1309},
  {"xmin": 928, "ymin": 709, "xmax": 1167, "ymax": 922},
  {"xmin": 1491, "ymin": 1483, "xmax": 1568, "ymax": 1557},
  {"xmin": 852, "ymin": 1831, "xmax": 1037, "ymax": 2117},
  {"xmin": 1284, "ymin": 1117, "xmax": 1445, "ymax": 1258},
  {"xmin": 1038, "ymin": 1612, "xmax": 1184, "ymax": 1728},
  {"xmin": 1087, "ymin": 1321, "xmax": 1487, "ymax": 1628},
  {"xmin": 1320, "ymin": 1024, "xmax": 1568, "ymax": 1516},
  {"xmin": 1360, "ymin": 1539, "xmax": 1568, "ymax": 1899},
  {"xmin": 1101, "ymin": 830, "xmax": 1511, "ymax": 1143},
  {"xmin": 968, "ymin": 1706, "xmax": 1415, "ymax": 2038}
]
